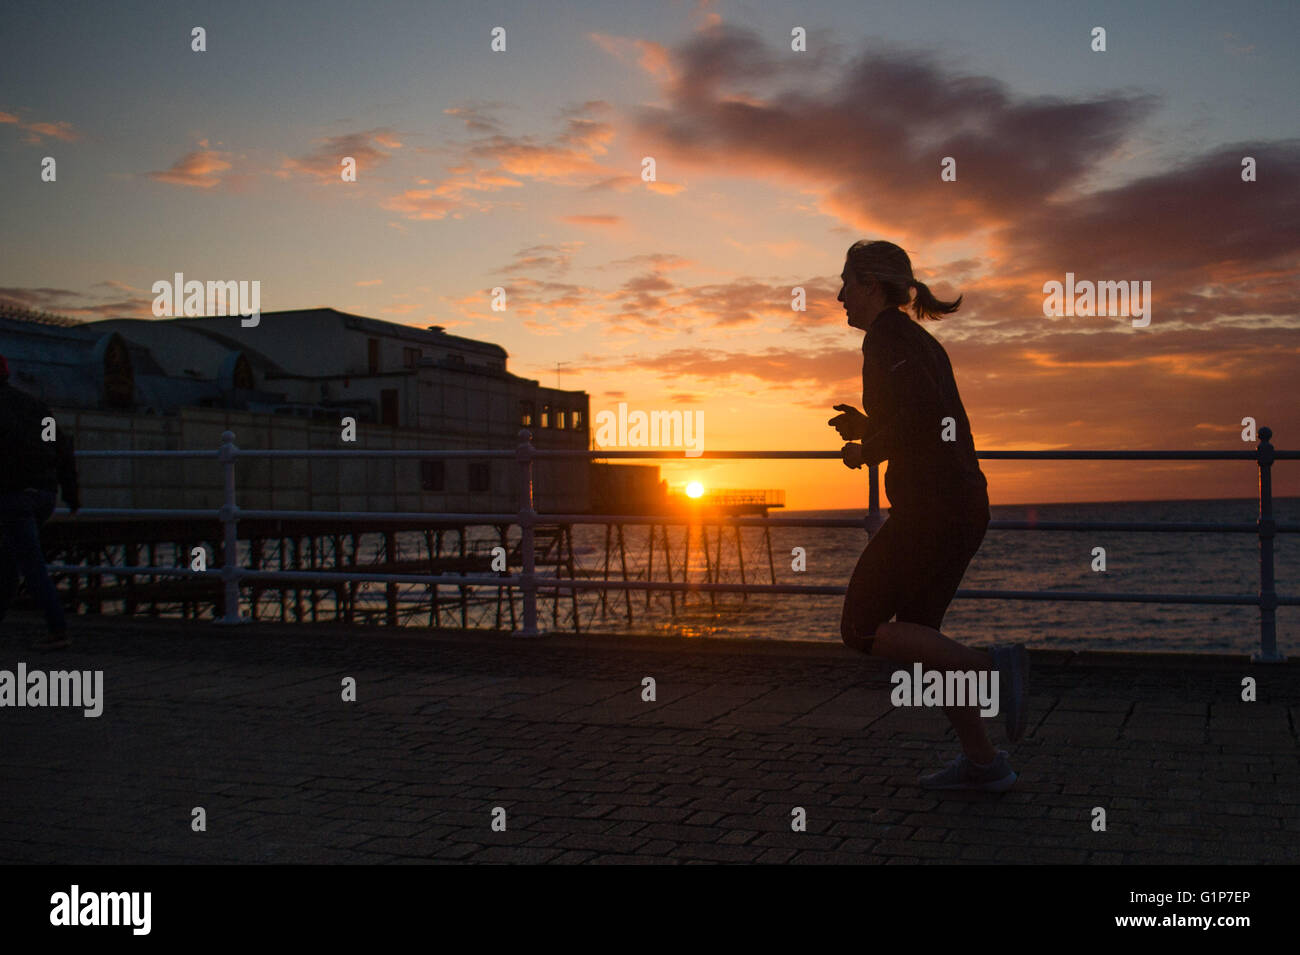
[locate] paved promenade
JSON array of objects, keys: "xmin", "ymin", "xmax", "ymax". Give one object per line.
[{"xmin": 1, "ymin": 616, "xmax": 1296, "ymax": 864}]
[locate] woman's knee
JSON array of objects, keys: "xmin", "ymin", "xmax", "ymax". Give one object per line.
[
  {"xmin": 841, "ymin": 617, "xmax": 880, "ymax": 654},
  {"xmin": 872, "ymin": 620, "xmax": 902, "ymax": 651}
]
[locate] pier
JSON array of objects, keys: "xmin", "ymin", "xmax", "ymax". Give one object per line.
[
  {"xmin": 30, "ymin": 427, "xmax": 1300, "ymax": 659},
  {"xmin": 39, "ymin": 502, "xmax": 788, "ymax": 633}
]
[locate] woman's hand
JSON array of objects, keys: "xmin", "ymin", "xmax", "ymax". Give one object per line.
[
  {"xmin": 841, "ymin": 442, "xmax": 866, "ymax": 469},
  {"xmin": 828, "ymin": 404, "xmax": 868, "ymax": 440}
]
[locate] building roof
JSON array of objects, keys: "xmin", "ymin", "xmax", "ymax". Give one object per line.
[
  {"xmin": 4, "ymin": 302, "xmax": 582, "ymax": 413},
  {"xmin": 87, "ymin": 318, "xmax": 289, "ymax": 380},
  {"xmin": 163, "ymin": 308, "xmax": 508, "ymax": 360}
]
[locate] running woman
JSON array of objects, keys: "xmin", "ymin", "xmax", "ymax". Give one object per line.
[{"xmin": 830, "ymin": 240, "xmax": 1029, "ymax": 791}]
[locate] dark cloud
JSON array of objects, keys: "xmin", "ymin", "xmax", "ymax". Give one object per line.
[
  {"xmin": 0, "ymin": 285, "xmax": 152, "ymax": 319},
  {"xmin": 609, "ymin": 23, "xmax": 1298, "ymax": 344},
  {"xmin": 632, "ymin": 25, "xmax": 1157, "ymax": 241}
]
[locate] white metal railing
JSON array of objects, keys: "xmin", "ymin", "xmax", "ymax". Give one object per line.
[{"xmin": 51, "ymin": 428, "xmax": 1298, "ymax": 661}]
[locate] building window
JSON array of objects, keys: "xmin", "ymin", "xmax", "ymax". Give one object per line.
[
  {"xmin": 368, "ymin": 338, "xmax": 380, "ymax": 374},
  {"xmin": 231, "ymin": 352, "xmax": 254, "ymax": 390},
  {"xmin": 102, "ymin": 334, "xmax": 135, "ymax": 409},
  {"xmin": 541, "ymin": 404, "xmax": 551, "ymax": 429},
  {"xmin": 469, "ymin": 462, "xmax": 491, "ymax": 493},
  {"xmin": 571, "ymin": 409, "xmax": 584, "ymax": 430},
  {"xmin": 380, "ymin": 388, "xmax": 399, "ymax": 426},
  {"xmin": 403, "ymin": 347, "xmax": 421, "ymax": 368},
  {"xmin": 556, "ymin": 409, "xmax": 568, "ymax": 430},
  {"xmin": 520, "ymin": 400, "xmax": 534, "ymax": 428},
  {"xmin": 420, "ymin": 460, "xmax": 445, "ymax": 492}
]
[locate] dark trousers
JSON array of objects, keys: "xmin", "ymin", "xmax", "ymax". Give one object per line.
[
  {"xmin": 841, "ymin": 501, "xmax": 989, "ymax": 653},
  {"xmin": 0, "ymin": 489, "xmax": 66, "ymax": 634}
]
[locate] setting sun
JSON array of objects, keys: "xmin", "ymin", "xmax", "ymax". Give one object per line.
[{"xmin": 685, "ymin": 481, "xmax": 704, "ymax": 499}]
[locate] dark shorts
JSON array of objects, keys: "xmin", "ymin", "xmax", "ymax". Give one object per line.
[{"xmin": 840, "ymin": 504, "xmax": 989, "ymax": 653}]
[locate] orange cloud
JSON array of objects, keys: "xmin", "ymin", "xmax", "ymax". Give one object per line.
[
  {"xmin": 0, "ymin": 109, "xmax": 80, "ymax": 143},
  {"xmin": 646, "ymin": 180, "xmax": 685, "ymax": 195},
  {"xmin": 279, "ymin": 129, "xmax": 402, "ymax": 183},
  {"xmin": 1020, "ymin": 349, "xmax": 1235, "ymax": 381},
  {"xmin": 498, "ymin": 242, "xmax": 584, "ymax": 276},
  {"xmin": 147, "ymin": 147, "xmax": 233, "ymax": 189},
  {"xmin": 383, "ymin": 105, "xmax": 622, "ymax": 223},
  {"xmin": 23, "ymin": 120, "xmax": 79, "ymax": 143},
  {"xmin": 560, "ymin": 214, "xmax": 622, "ymax": 227},
  {"xmin": 588, "ymin": 33, "xmax": 675, "ymax": 83},
  {"xmin": 381, "ymin": 188, "xmax": 456, "ymax": 220},
  {"xmin": 444, "ymin": 104, "xmax": 508, "ymax": 134},
  {"xmin": 432, "ymin": 167, "xmax": 523, "ymax": 199},
  {"xmin": 479, "ymin": 139, "xmax": 610, "ymax": 181}
]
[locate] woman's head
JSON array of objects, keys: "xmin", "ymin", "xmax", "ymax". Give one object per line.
[{"xmin": 837, "ymin": 240, "xmax": 962, "ymax": 327}]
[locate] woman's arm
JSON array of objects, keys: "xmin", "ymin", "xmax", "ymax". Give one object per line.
[
  {"xmin": 828, "ymin": 404, "xmax": 868, "ymax": 440},
  {"xmin": 859, "ymin": 331, "xmax": 940, "ymax": 466}
]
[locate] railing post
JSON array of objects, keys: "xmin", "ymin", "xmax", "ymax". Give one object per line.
[
  {"xmin": 513, "ymin": 429, "xmax": 541, "ymax": 637},
  {"xmin": 866, "ymin": 462, "xmax": 884, "ymax": 533},
  {"xmin": 1254, "ymin": 426, "xmax": 1283, "ymax": 661},
  {"xmin": 216, "ymin": 430, "xmax": 246, "ymax": 625}
]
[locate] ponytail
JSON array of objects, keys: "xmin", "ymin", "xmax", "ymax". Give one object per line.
[
  {"xmin": 907, "ymin": 278, "xmax": 962, "ymax": 322},
  {"xmin": 846, "ymin": 239, "xmax": 963, "ymax": 322}
]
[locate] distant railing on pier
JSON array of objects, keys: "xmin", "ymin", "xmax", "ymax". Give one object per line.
[
  {"xmin": 49, "ymin": 428, "xmax": 1297, "ymax": 661},
  {"xmin": 669, "ymin": 488, "xmax": 786, "ymax": 508}
]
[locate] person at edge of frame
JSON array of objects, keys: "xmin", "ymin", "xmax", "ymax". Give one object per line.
[{"xmin": 0, "ymin": 353, "xmax": 80, "ymax": 650}]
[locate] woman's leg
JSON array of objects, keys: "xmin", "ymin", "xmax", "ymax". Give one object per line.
[
  {"xmin": 840, "ymin": 518, "xmax": 902, "ymax": 653},
  {"xmin": 871, "ymin": 619, "xmax": 989, "ymax": 672},
  {"xmin": 872, "ymin": 620, "xmax": 997, "ymax": 764},
  {"xmin": 842, "ymin": 512, "xmax": 1002, "ymax": 764},
  {"xmin": 871, "ymin": 511, "xmax": 998, "ymax": 763}
]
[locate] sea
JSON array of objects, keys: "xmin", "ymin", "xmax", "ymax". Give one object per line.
[{"xmin": 561, "ymin": 498, "xmax": 1300, "ymax": 655}]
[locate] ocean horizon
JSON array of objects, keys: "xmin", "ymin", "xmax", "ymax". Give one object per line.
[
  {"xmin": 781, "ymin": 494, "xmax": 1292, "ymax": 512},
  {"xmin": 566, "ymin": 496, "xmax": 1299, "ymax": 654}
]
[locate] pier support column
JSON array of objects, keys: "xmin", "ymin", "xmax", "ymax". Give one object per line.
[
  {"xmin": 216, "ymin": 430, "xmax": 247, "ymax": 625},
  {"xmin": 513, "ymin": 430, "xmax": 541, "ymax": 637}
]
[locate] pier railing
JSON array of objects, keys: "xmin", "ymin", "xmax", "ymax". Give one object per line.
[{"xmin": 51, "ymin": 428, "xmax": 1297, "ymax": 661}]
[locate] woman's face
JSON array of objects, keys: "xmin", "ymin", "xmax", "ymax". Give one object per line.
[{"xmin": 837, "ymin": 264, "xmax": 877, "ymax": 330}]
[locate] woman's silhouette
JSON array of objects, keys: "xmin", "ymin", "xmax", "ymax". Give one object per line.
[{"xmin": 830, "ymin": 239, "xmax": 1028, "ymax": 791}]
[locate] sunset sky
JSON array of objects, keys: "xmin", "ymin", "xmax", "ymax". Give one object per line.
[{"xmin": 3, "ymin": 0, "xmax": 1298, "ymax": 508}]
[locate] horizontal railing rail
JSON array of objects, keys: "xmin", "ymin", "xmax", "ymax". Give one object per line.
[{"xmin": 52, "ymin": 427, "xmax": 1293, "ymax": 660}]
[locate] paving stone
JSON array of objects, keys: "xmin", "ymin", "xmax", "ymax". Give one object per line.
[{"xmin": 1, "ymin": 616, "xmax": 1293, "ymax": 865}]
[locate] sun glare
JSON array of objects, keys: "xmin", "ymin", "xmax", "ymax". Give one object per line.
[{"xmin": 685, "ymin": 481, "xmax": 704, "ymax": 499}]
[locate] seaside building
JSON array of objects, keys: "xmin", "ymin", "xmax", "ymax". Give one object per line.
[
  {"xmin": 0, "ymin": 305, "xmax": 591, "ymax": 512},
  {"xmin": 1, "ymin": 303, "xmax": 788, "ymax": 629}
]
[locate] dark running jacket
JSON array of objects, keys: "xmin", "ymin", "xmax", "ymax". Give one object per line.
[
  {"xmin": 0, "ymin": 381, "xmax": 80, "ymax": 507},
  {"xmin": 858, "ymin": 307, "xmax": 987, "ymax": 519}
]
